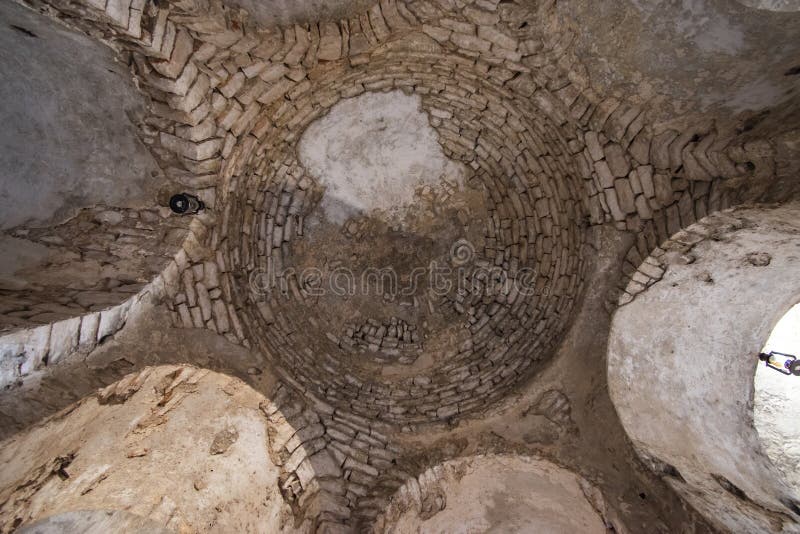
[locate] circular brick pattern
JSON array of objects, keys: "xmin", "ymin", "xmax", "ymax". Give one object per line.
[{"xmin": 221, "ymin": 52, "xmax": 589, "ymax": 425}]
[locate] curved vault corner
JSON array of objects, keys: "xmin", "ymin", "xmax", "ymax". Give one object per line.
[
  {"xmin": 0, "ymin": 365, "xmax": 307, "ymax": 533},
  {"xmin": 608, "ymin": 203, "xmax": 800, "ymax": 533},
  {"xmin": 0, "ymin": 1, "xmax": 191, "ymax": 336}
]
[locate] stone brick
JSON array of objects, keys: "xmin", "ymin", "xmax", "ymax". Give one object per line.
[
  {"xmin": 651, "ymin": 130, "xmax": 678, "ymax": 169},
  {"xmin": 151, "ymin": 29, "xmax": 194, "ymax": 79},
  {"xmin": 614, "ymin": 178, "xmax": 636, "ymax": 214},
  {"xmin": 585, "ymin": 132, "xmax": 604, "ymax": 161},
  {"xmin": 450, "ymin": 32, "xmax": 491, "ymax": 53},
  {"xmin": 477, "ymin": 25, "xmax": 517, "ymax": 50},
  {"xmin": 160, "ymin": 133, "xmax": 222, "ymax": 161},
  {"xmin": 422, "ymin": 24, "xmax": 451, "ymax": 42},
  {"xmin": 604, "ymin": 143, "xmax": 630, "ymax": 177},
  {"xmin": 594, "ymin": 160, "xmax": 615, "ymax": 189}
]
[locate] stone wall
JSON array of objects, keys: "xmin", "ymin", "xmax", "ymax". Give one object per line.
[
  {"xmin": 225, "ymin": 0, "xmax": 377, "ymax": 27},
  {"xmin": 0, "ymin": 2, "xmax": 194, "ymax": 334},
  {"xmin": 555, "ymin": 0, "xmax": 800, "ymax": 127},
  {"xmin": 0, "ymin": 279, "xmax": 147, "ymax": 389},
  {"xmin": 12, "ymin": 0, "xmax": 774, "ymax": 428},
  {"xmin": 0, "ymin": 211, "xmax": 210, "ymax": 389},
  {"xmin": 0, "ymin": 222, "xmax": 721, "ymax": 534},
  {"xmin": 64, "ymin": 0, "xmax": 763, "ymax": 434},
  {"xmin": 0, "ymin": 3, "xmax": 208, "ymax": 337},
  {"xmin": 0, "ymin": 0, "xmax": 164, "ymax": 231}
]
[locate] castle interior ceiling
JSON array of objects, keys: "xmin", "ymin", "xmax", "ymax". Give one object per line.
[{"xmin": 0, "ymin": 0, "xmax": 799, "ymax": 532}]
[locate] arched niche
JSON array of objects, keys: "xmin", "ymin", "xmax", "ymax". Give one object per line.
[
  {"xmin": 374, "ymin": 454, "xmax": 612, "ymax": 533},
  {"xmin": 608, "ymin": 203, "xmax": 800, "ymax": 533},
  {"xmin": 0, "ymin": 365, "xmax": 307, "ymax": 533}
]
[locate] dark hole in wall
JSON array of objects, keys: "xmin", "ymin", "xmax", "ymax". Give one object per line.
[
  {"xmin": 55, "ymin": 453, "xmax": 75, "ymax": 480},
  {"xmin": 9, "ymin": 24, "xmax": 37, "ymax": 38},
  {"xmin": 642, "ymin": 453, "xmax": 687, "ymax": 484},
  {"xmin": 662, "ymin": 463, "xmax": 686, "ymax": 483},
  {"xmin": 712, "ymin": 474, "xmax": 748, "ymax": 501},
  {"xmin": 782, "ymin": 498, "xmax": 800, "ymax": 517},
  {"xmin": 785, "ymin": 65, "xmax": 800, "ymax": 76},
  {"xmin": 738, "ymin": 109, "xmax": 770, "ymax": 134}
]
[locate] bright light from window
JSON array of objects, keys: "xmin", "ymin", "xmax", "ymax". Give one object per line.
[
  {"xmin": 763, "ymin": 303, "xmax": 800, "ymax": 354},
  {"xmin": 754, "ymin": 303, "xmax": 800, "ymax": 491}
]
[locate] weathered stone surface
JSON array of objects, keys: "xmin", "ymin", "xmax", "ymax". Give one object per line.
[
  {"xmin": 319, "ymin": 23, "xmax": 343, "ymax": 61},
  {"xmin": 47, "ymin": 316, "xmax": 81, "ymax": 366},
  {"xmin": 450, "ymin": 32, "xmax": 491, "ymax": 53},
  {"xmin": 604, "ymin": 143, "xmax": 630, "ymax": 178},
  {"xmin": 151, "ymin": 29, "xmax": 194, "ymax": 79},
  {"xmin": 614, "ymin": 178, "xmax": 636, "ymax": 214}
]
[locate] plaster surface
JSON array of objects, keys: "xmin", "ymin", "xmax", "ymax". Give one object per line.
[
  {"xmin": 558, "ymin": 0, "xmax": 800, "ymax": 122},
  {"xmin": 299, "ymin": 90, "xmax": 467, "ymax": 226},
  {"xmin": 0, "ymin": 227, "xmax": 717, "ymax": 534},
  {"xmin": 19, "ymin": 511, "xmax": 171, "ymax": 534},
  {"xmin": 0, "ymin": 1, "xmax": 161, "ymax": 231},
  {"xmin": 0, "ymin": 236, "xmax": 50, "ymax": 291},
  {"xmin": 737, "ymin": 0, "xmax": 800, "ymax": 10}
]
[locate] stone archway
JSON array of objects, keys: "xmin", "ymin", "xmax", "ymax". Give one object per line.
[{"xmin": 754, "ymin": 302, "xmax": 800, "ymax": 494}]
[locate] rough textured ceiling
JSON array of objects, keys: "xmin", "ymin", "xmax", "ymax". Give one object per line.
[{"xmin": 0, "ymin": 0, "xmax": 797, "ymax": 532}]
